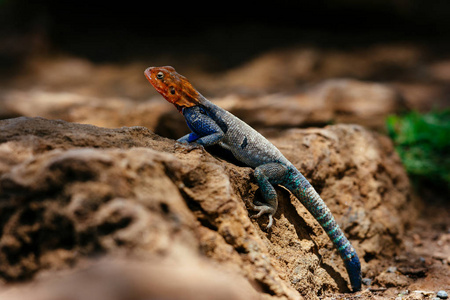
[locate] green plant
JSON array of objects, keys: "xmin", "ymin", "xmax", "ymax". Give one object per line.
[{"xmin": 386, "ymin": 109, "xmax": 450, "ymax": 193}]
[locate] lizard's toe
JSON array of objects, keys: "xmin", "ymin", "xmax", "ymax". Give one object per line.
[
  {"xmin": 266, "ymin": 215, "xmax": 273, "ymax": 230},
  {"xmin": 251, "ymin": 210, "xmax": 265, "ymax": 219},
  {"xmin": 250, "ymin": 205, "xmax": 275, "ymax": 230}
]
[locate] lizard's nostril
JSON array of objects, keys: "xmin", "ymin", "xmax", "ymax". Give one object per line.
[{"xmin": 144, "ymin": 67, "xmax": 154, "ymax": 80}]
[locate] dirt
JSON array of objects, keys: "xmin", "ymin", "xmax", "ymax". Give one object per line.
[{"xmin": 0, "ymin": 43, "xmax": 448, "ymax": 300}]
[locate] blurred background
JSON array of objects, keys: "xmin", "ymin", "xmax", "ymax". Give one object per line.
[{"xmin": 0, "ymin": 0, "xmax": 449, "ymax": 193}]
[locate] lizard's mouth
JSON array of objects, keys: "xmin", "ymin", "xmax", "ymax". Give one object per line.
[{"xmin": 144, "ymin": 67, "xmax": 153, "ymax": 81}]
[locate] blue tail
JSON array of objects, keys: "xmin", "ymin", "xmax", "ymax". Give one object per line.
[
  {"xmin": 284, "ymin": 167, "xmax": 362, "ymax": 291},
  {"xmin": 344, "ymin": 255, "xmax": 362, "ymax": 291}
]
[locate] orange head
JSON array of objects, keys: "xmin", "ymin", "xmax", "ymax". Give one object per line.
[{"xmin": 144, "ymin": 66, "xmax": 201, "ymax": 112}]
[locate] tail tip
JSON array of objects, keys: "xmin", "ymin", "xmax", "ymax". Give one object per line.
[{"xmin": 345, "ymin": 255, "xmax": 362, "ymax": 292}]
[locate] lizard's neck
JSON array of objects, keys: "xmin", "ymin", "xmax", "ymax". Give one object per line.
[
  {"xmin": 178, "ymin": 84, "xmax": 220, "ymax": 113},
  {"xmin": 195, "ymin": 93, "xmax": 218, "ymax": 110},
  {"xmin": 179, "ymin": 93, "xmax": 211, "ymax": 113},
  {"xmin": 197, "ymin": 93, "xmax": 210, "ymax": 105}
]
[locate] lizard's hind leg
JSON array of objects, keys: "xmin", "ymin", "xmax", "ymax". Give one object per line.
[{"xmin": 251, "ymin": 163, "xmax": 289, "ymax": 229}]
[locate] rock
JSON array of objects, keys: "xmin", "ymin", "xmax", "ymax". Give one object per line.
[
  {"xmin": 392, "ymin": 82, "xmax": 449, "ymax": 111},
  {"xmin": 1, "ymin": 258, "xmax": 261, "ymax": 300},
  {"xmin": 213, "ymin": 44, "xmax": 424, "ymax": 94},
  {"xmin": 387, "ymin": 266, "xmax": 398, "ymax": 273},
  {"xmin": 406, "ymin": 293, "xmax": 427, "ymax": 300},
  {"xmin": 437, "ymin": 290, "xmax": 448, "ymax": 299},
  {"xmin": 0, "ymin": 89, "xmax": 174, "ymax": 130},
  {"xmin": 397, "ymin": 265, "xmax": 428, "ymax": 278},
  {"xmin": 266, "ymin": 125, "xmax": 415, "ymax": 257},
  {"xmin": 216, "ymin": 48, "xmax": 320, "ymax": 93},
  {"xmin": 0, "ymin": 117, "xmax": 416, "ymax": 299},
  {"xmin": 374, "ymin": 271, "xmax": 411, "ymax": 288},
  {"xmin": 307, "ymin": 79, "xmax": 406, "ymax": 129}
]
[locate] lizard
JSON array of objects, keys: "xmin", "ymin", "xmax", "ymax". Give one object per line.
[{"xmin": 144, "ymin": 65, "xmax": 362, "ymax": 292}]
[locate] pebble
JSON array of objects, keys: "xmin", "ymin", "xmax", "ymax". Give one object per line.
[
  {"xmin": 362, "ymin": 278, "xmax": 372, "ymax": 286},
  {"xmin": 387, "ymin": 266, "xmax": 397, "ymax": 273},
  {"xmin": 437, "ymin": 290, "xmax": 448, "ymax": 299}
]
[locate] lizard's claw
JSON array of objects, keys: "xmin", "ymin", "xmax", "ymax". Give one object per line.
[
  {"xmin": 250, "ymin": 205, "xmax": 275, "ymax": 230},
  {"xmin": 266, "ymin": 215, "xmax": 273, "ymax": 229}
]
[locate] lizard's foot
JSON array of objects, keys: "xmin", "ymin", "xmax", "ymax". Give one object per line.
[{"xmin": 250, "ymin": 204, "xmax": 275, "ymax": 230}]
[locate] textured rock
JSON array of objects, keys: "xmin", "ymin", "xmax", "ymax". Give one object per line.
[{"xmin": 0, "ymin": 117, "xmax": 416, "ymax": 299}]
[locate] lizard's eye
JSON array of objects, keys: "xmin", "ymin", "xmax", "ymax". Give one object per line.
[
  {"xmin": 169, "ymin": 86, "xmax": 176, "ymax": 95},
  {"xmin": 156, "ymin": 72, "xmax": 164, "ymax": 79}
]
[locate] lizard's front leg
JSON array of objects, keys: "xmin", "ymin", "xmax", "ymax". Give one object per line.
[
  {"xmin": 177, "ymin": 131, "xmax": 224, "ymax": 151},
  {"xmin": 251, "ymin": 163, "xmax": 289, "ymax": 229},
  {"xmin": 176, "ymin": 132, "xmax": 204, "ymax": 151},
  {"xmin": 180, "ymin": 106, "xmax": 225, "ymax": 148}
]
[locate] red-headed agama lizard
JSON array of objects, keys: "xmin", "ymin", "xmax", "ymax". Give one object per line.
[{"xmin": 144, "ymin": 66, "xmax": 362, "ymax": 292}]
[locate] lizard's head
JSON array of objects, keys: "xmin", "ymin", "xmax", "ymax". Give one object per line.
[{"xmin": 144, "ymin": 66, "xmax": 200, "ymax": 112}]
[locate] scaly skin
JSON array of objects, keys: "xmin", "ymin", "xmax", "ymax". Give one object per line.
[{"xmin": 144, "ymin": 66, "xmax": 362, "ymax": 292}]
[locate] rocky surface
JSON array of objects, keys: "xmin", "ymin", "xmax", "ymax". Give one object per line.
[{"xmin": 0, "ymin": 117, "xmax": 418, "ymax": 299}]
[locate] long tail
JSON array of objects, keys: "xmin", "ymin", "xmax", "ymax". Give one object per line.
[{"xmin": 284, "ymin": 166, "xmax": 361, "ymax": 292}]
